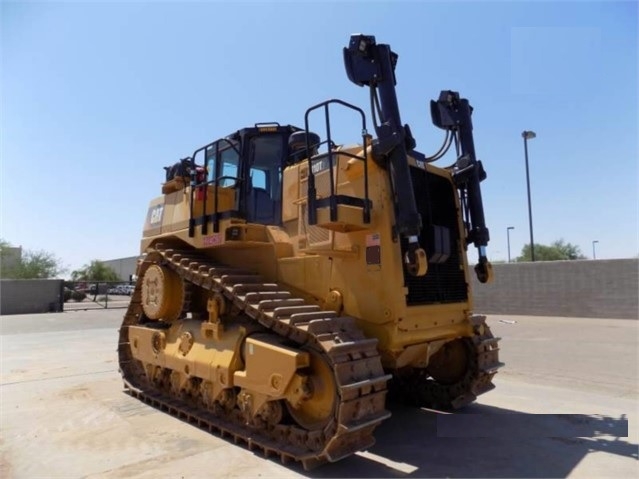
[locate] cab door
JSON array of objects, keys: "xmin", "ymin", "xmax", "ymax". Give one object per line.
[{"xmin": 243, "ymin": 134, "xmax": 286, "ymax": 225}]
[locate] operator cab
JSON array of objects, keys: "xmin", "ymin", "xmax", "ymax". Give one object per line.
[{"xmin": 177, "ymin": 123, "xmax": 319, "ymax": 235}]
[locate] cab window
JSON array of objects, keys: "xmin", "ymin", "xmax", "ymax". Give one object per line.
[
  {"xmin": 250, "ymin": 168, "xmax": 267, "ymax": 189},
  {"xmin": 206, "ymin": 142, "xmax": 240, "ymax": 187}
]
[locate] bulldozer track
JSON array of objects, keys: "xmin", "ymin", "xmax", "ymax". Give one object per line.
[
  {"xmin": 389, "ymin": 315, "xmax": 502, "ymax": 410},
  {"xmin": 118, "ymin": 244, "xmax": 392, "ymax": 469}
]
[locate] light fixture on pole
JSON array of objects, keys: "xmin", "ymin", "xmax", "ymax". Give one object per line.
[
  {"xmin": 507, "ymin": 226, "xmax": 515, "ymax": 263},
  {"xmin": 522, "ymin": 130, "xmax": 536, "ymax": 261},
  {"xmin": 592, "ymin": 240, "xmax": 599, "ymax": 260}
]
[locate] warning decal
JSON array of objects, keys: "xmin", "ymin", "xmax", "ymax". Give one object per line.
[
  {"xmin": 366, "ymin": 233, "xmax": 381, "ymax": 247},
  {"xmin": 203, "ymin": 233, "xmax": 223, "ymax": 247}
]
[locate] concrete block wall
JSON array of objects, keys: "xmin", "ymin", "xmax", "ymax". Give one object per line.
[
  {"xmin": 0, "ymin": 279, "xmax": 64, "ymax": 315},
  {"xmin": 2, "ymin": 259, "xmax": 635, "ymax": 318},
  {"xmin": 471, "ymin": 259, "xmax": 638, "ymax": 319}
]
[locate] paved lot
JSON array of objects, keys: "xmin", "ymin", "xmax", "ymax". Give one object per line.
[
  {"xmin": 1, "ymin": 310, "xmax": 637, "ymax": 478},
  {"xmin": 64, "ymin": 296, "xmax": 131, "ymax": 311}
]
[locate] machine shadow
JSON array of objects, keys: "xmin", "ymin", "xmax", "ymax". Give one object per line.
[{"xmin": 300, "ymin": 402, "xmax": 637, "ymax": 478}]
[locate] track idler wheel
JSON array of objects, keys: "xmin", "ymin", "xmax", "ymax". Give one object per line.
[
  {"xmin": 141, "ymin": 264, "xmax": 184, "ymax": 321},
  {"xmin": 286, "ymin": 351, "xmax": 337, "ymax": 431},
  {"xmin": 426, "ymin": 338, "xmax": 471, "ymax": 385}
]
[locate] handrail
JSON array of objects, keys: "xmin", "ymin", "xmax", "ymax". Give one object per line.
[
  {"xmin": 303, "ymin": 99, "xmax": 370, "ymax": 225},
  {"xmin": 188, "ymin": 136, "xmax": 242, "ymax": 237}
]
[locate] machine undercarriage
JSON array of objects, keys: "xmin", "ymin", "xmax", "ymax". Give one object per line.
[{"xmin": 118, "ymin": 244, "xmax": 500, "ymax": 468}]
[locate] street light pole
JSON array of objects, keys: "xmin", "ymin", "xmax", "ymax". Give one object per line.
[
  {"xmin": 522, "ymin": 130, "xmax": 537, "ymax": 261},
  {"xmin": 507, "ymin": 226, "xmax": 515, "ymax": 262},
  {"xmin": 592, "ymin": 240, "xmax": 599, "ymax": 260}
]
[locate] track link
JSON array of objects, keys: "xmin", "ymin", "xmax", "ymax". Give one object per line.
[{"xmin": 118, "ymin": 245, "xmax": 392, "ymax": 469}]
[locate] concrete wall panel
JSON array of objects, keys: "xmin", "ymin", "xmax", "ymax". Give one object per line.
[
  {"xmin": 1, "ymin": 279, "xmax": 64, "ymax": 315},
  {"xmin": 471, "ymin": 259, "xmax": 638, "ymax": 319}
]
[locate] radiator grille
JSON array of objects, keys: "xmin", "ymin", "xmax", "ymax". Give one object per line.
[{"xmin": 402, "ymin": 168, "xmax": 468, "ymax": 305}]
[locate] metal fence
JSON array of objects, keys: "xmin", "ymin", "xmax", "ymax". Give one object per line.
[{"xmin": 63, "ymin": 281, "xmax": 135, "ymax": 310}]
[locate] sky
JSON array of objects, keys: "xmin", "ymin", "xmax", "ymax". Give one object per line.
[{"xmin": 1, "ymin": 0, "xmax": 637, "ymax": 275}]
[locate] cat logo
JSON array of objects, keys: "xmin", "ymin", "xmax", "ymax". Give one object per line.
[{"xmin": 149, "ymin": 205, "xmax": 164, "ymax": 225}]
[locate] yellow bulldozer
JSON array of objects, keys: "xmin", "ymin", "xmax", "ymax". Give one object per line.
[{"xmin": 118, "ymin": 34, "xmax": 502, "ymax": 469}]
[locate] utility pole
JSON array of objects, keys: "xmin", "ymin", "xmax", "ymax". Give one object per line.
[
  {"xmin": 522, "ymin": 130, "xmax": 537, "ymax": 261},
  {"xmin": 507, "ymin": 226, "xmax": 515, "ymax": 262}
]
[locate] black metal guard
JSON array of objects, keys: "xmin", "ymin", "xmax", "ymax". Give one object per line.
[
  {"xmin": 303, "ymin": 99, "xmax": 371, "ymax": 226},
  {"xmin": 188, "ymin": 138, "xmax": 241, "ymax": 237},
  {"xmin": 430, "ymin": 90, "xmax": 490, "ymax": 266}
]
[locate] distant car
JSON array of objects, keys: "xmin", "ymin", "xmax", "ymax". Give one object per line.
[{"xmin": 108, "ymin": 284, "xmax": 134, "ymax": 296}]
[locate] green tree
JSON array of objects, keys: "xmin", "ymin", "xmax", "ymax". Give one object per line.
[
  {"xmin": 0, "ymin": 238, "xmax": 66, "ymax": 279},
  {"xmin": 71, "ymin": 260, "xmax": 120, "ymax": 281},
  {"xmin": 516, "ymin": 239, "xmax": 587, "ymax": 262}
]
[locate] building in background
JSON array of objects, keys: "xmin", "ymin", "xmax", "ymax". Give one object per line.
[{"xmin": 101, "ymin": 256, "xmax": 139, "ymax": 282}]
